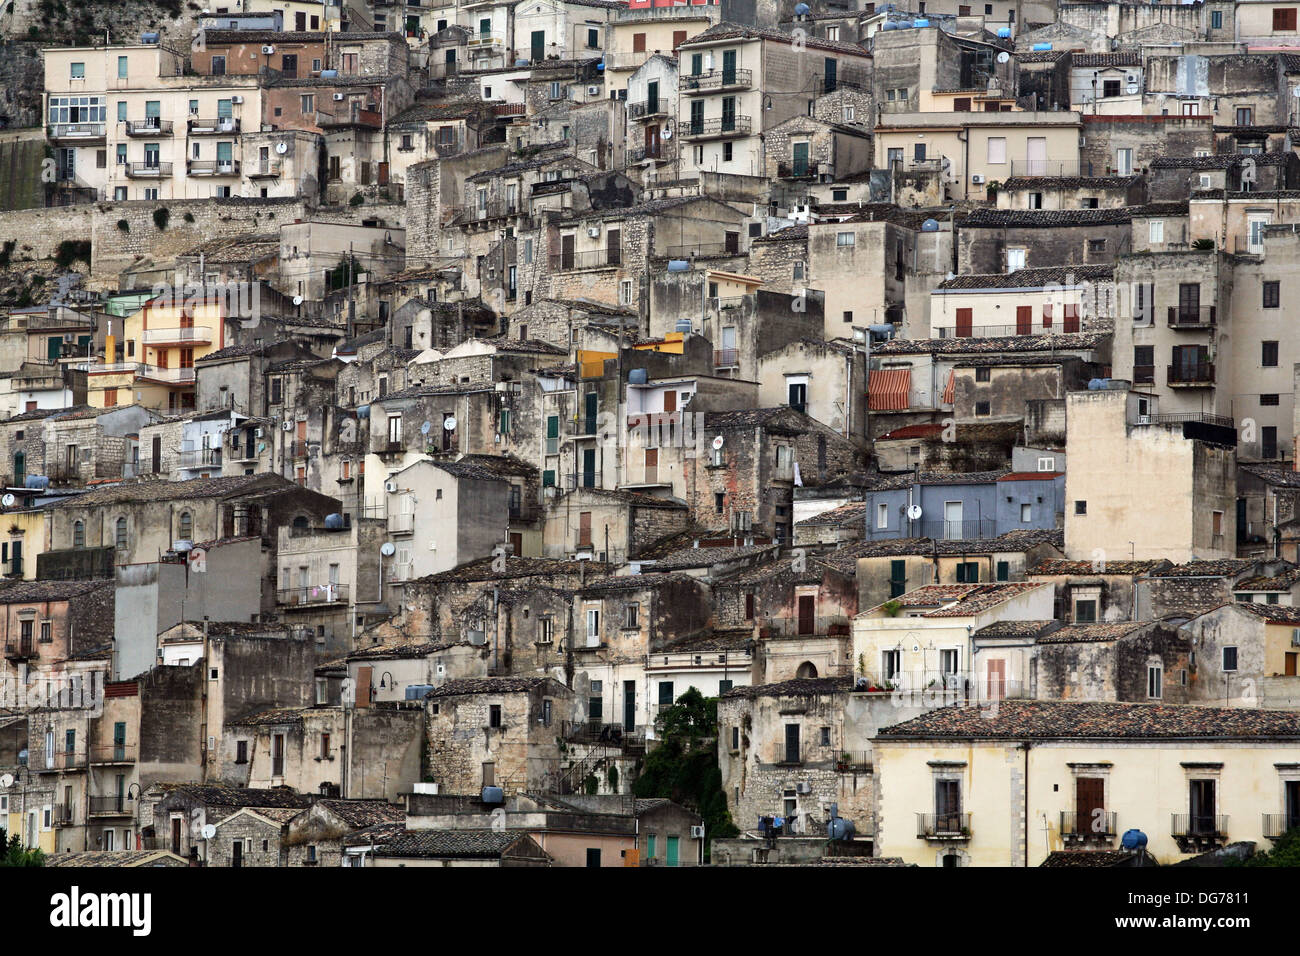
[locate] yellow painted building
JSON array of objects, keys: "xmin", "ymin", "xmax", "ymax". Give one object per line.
[
  {"xmin": 88, "ymin": 292, "xmax": 229, "ymax": 414},
  {"xmin": 3, "ymin": 509, "xmax": 49, "ymax": 580},
  {"xmin": 873, "ymin": 699, "xmax": 1300, "ymax": 866}
]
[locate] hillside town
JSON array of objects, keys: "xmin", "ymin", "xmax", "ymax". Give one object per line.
[{"xmin": 0, "ymin": 0, "xmax": 1297, "ymax": 872}]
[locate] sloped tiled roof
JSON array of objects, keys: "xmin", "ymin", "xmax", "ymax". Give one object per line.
[
  {"xmin": 425, "ymin": 677, "xmax": 556, "ymax": 697},
  {"xmin": 371, "ymin": 828, "xmax": 537, "ymax": 859},
  {"xmin": 868, "ymin": 582, "xmax": 1046, "ymax": 616},
  {"xmin": 962, "ymin": 207, "xmax": 1131, "ymax": 228},
  {"xmin": 1035, "ymin": 622, "xmax": 1150, "ymax": 644},
  {"xmin": 1030, "ymin": 559, "xmax": 1171, "ymax": 576},
  {"xmin": 936, "ymin": 264, "xmax": 1114, "ymax": 290}
]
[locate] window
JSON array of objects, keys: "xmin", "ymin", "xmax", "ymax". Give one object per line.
[
  {"xmin": 793, "ymin": 261, "xmax": 804, "ymax": 279},
  {"xmin": 820, "ymin": 726, "xmax": 831, "ymax": 747},
  {"xmin": 1236, "ymin": 106, "xmax": 1254, "ymax": 126},
  {"xmin": 836, "ymin": 231, "xmax": 855, "ymax": 247},
  {"xmin": 975, "ymin": 367, "xmax": 991, "ymax": 383},
  {"xmin": 723, "ymin": 142, "xmax": 732, "ymax": 162},
  {"xmin": 877, "ymin": 502, "xmax": 889, "ymax": 529},
  {"xmin": 1088, "ymin": 238, "xmax": 1106, "ymax": 254},
  {"xmin": 1149, "ymin": 220, "xmax": 1164, "ymax": 244},
  {"xmin": 1074, "ymin": 500, "xmax": 1087, "ymax": 516},
  {"xmin": 715, "ymin": 492, "xmax": 725, "ymax": 513},
  {"xmin": 955, "ymin": 561, "xmax": 979, "ymax": 583},
  {"xmin": 624, "ymin": 604, "xmax": 639, "ymax": 629},
  {"xmin": 1074, "ymin": 599, "xmax": 1097, "ymax": 623},
  {"xmin": 70, "ymin": 62, "xmax": 85, "ymax": 78},
  {"xmin": 489, "ymin": 704, "xmax": 502, "ymax": 728},
  {"xmin": 1020, "ymin": 503, "xmax": 1032, "ymax": 523},
  {"xmin": 179, "ymin": 511, "xmax": 192, "ymax": 540},
  {"xmin": 1261, "ymin": 393, "xmax": 1280, "ymax": 407},
  {"xmin": 115, "ymin": 517, "xmax": 128, "ymax": 549},
  {"xmin": 587, "ymin": 28, "xmax": 599, "ymax": 48},
  {"xmin": 1275, "ymin": 8, "xmax": 1297, "ymax": 31},
  {"xmin": 1263, "ymin": 341, "xmax": 1279, "ymax": 367},
  {"xmin": 387, "ymin": 414, "xmax": 403, "ymax": 444},
  {"xmin": 974, "ymin": 401, "xmax": 991, "ymax": 417},
  {"xmin": 73, "ymin": 520, "xmax": 84, "ymax": 548},
  {"xmin": 1264, "ymin": 281, "xmax": 1280, "ymax": 308},
  {"xmin": 1212, "ymin": 9, "xmax": 1223, "ymax": 28},
  {"xmin": 1006, "ymin": 248, "xmax": 1026, "ymax": 272},
  {"xmin": 235, "ymin": 740, "xmax": 248, "ymax": 764},
  {"xmin": 881, "ymin": 649, "xmax": 900, "ymax": 680},
  {"xmin": 986, "ymin": 136, "xmax": 1006, "ymax": 164},
  {"xmin": 1103, "ymin": 79, "xmax": 1121, "ymax": 98},
  {"xmin": 585, "ymin": 608, "xmax": 600, "ymax": 645},
  {"xmin": 270, "ymin": 378, "xmax": 282, "ymax": 404},
  {"xmin": 1115, "ymin": 148, "xmax": 1133, "ymax": 176}
]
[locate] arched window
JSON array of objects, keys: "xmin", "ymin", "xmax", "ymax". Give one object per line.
[
  {"xmin": 292, "ymin": 515, "xmax": 309, "ymax": 531},
  {"xmin": 179, "ymin": 511, "xmax": 192, "ymax": 541},
  {"xmin": 115, "ymin": 517, "xmax": 128, "ymax": 549},
  {"xmin": 796, "ymin": 661, "xmax": 818, "ymax": 679},
  {"xmin": 73, "ymin": 520, "xmax": 84, "ymax": 548}
]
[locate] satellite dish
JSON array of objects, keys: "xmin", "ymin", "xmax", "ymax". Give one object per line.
[
  {"xmin": 201, "ymin": 824, "xmax": 217, "ymax": 840},
  {"xmin": 711, "ymin": 435, "xmax": 724, "ymax": 450},
  {"xmin": 996, "ymin": 51, "xmax": 1009, "ymax": 63},
  {"xmin": 906, "ymin": 504, "xmax": 923, "ymax": 520},
  {"xmin": 380, "ymin": 542, "xmax": 396, "ymax": 557},
  {"xmin": 420, "ymin": 421, "xmax": 432, "ymax": 435},
  {"xmin": 443, "ymin": 416, "xmax": 458, "ymax": 431},
  {"xmin": 0, "ymin": 773, "xmax": 13, "ymax": 789},
  {"xmin": 275, "ymin": 142, "xmax": 288, "ymax": 154},
  {"xmin": 1, "ymin": 494, "xmax": 14, "ymax": 508},
  {"xmin": 1126, "ymin": 82, "xmax": 1139, "ymax": 94},
  {"xmin": 292, "ymin": 295, "xmax": 303, "ymax": 305},
  {"xmin": 663, "ymin": 126, "xmax": 673, "ymax": 140}
]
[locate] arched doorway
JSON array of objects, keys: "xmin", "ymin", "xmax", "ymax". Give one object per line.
[{"xmin": 796, "ymin": 661, "xmax": 818, "ymax": 679}]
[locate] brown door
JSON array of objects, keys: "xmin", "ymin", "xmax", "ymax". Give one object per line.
[
  {"xmin": 986, "ymin": 659, "xmax": 1005, "ymax": 700},
  {"xmin": 152, "ymin": 436, "xmax": 162, "ymax": 473},
  {"xmin": 509, "ymin": 532, "xmax": 523, "ymax": 558},
  {"xmin": 578, "ymin": 511, "xmax": 592, "ymax": 547},
  {"xmin": 606, "ymin": 228, "xmax": 621, "ymax": 266},
  {"xmin": 644, "ymin": 447, "xmax": 658, "ymax": 484},
  {"xmin": 561, "ymin": 234, "xmax": 575, "ymax": 269},
  {"xmin": 645, "ymin": 124, "xmax": 659, "ymax": 158},
  {"xmin": 1076, "ymin": 777, "xmax": 1105, "ymax": 835},
  {"xmin": 170, "ymin": 817, "xmax": 181, "ymax": 855},
  {"xmin": 355, "ymin": 666, "xmax": 372, "ymax": 709},
  {"xmin": 662, "ymin": 390, "xmax": 676, "ymax": 412},
  {"xmin": 956, "ymin": 308, "xmax": 973, "ymax": 337},
  {"xmin": 1042, "ymin": 304, "xmax": 1053, "ymax": 329},
  {"xmin": 672, "ymin": 29, "xmax": 686, "ymax": 51},
  {"xmin": 1016, "ymin": 305, "xmax": 1032, "ymax": 335},
  {"xmin": 1063, "ymin": 304, "xmax": 1080, "ymax": 333},
  {"xmin": 797, "ymin": 595, "xmax": 815, "ymax": 634},
  {"xmin": 1286, "ymin": 653, "xmax": 1298, "ymax": 677},
  {"xmin": 632, "ymin": 32, "xmax": 646, "ymax": 52}
]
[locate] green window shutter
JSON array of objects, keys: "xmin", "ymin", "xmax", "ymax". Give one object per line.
[
  {"xmin": 543, "ymin": 470, "xmax": 555, "ymax": 487},
  {"xmin": 546, "ymin": 416, "xmax": 559, "ymax": 439},
  {"xmin": 996, "ymin": 561, "xmax": 1009, "ymax": 582}
]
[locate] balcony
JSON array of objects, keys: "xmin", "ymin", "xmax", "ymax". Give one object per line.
[
  {"xmin": 3, "ymin": 639, "xmax": 36, "ymax": 660},
  {"xmin": 834, "ymin": 751, "xmax": 871, "ymax": 772},
  {"xmin": 469, "ymin": 200, "xmax": 519, "ymax": 222},
  {"xmin": 390, "ymin": 562, "xmax": 415, "ymax": 582},
  {"xmin": 125, "ymin": 162, "xmax": 172, "ymax": 178},
  {"xmin": 188, "ymin": 117, "xmax": 240, "ymax": 134},
  {"xmin": 549, "ymin": 249, "xmax": 622, "ymax": 271},
  {"xmin": 1167, "ymin": 362, "xmax": 1215, "ymax": 386},
  {"xmin": 1263, "ymin": 813, "xmax": 1300, "ymax": 839},
  {"xmin": 467, "ymin": 32, "xmax": 505, "ymax": 52},
  {"xmin": 289, "ymin": 440, "xmax": 309, "ymax": 459},
  {"xmin": 1167, "ymin": 306, "xmax": 1216, "ymax": 329},
  {"xmin": 680, "ymin": 115, "xmax": 752, "ymax": 140},
  {"xmin": 177, "ymin": 448, "xmax": 222, "ymax": 469},
  {"xmin": 917, "ymin": 812, "xmax": 971, "ymax": 840},
  {"xmin": 387, "ymin": 512, "xmax": 414, "ymax": 534},
  {"xmin": 777, "ymin": 161, "xmax": 831, "ymax": 181},
  {"xmin": 137, "ymin": 365, "xmax": 196, "ymax": 385},
  {"xmin": 278, "ymin": 583, "xmax": 349, "ymax": 606},
  {"xmin": 143, "ymin": 325, "xmax": 212, "ymax": 346},
  {"xmin": 680, "ymin": 68, "xmax": 752, "ymax": 92},
  {"xmin": 52, "ymin": 804, "xmax": 75, "ymax": 826},
  {"xmin": 893, "ymin": 518, "xmax": 998, "ymax": 541},
  {"xmin": 89, "ymin": 744, "xmax": 136, "ymax": 765},
  {"xmin": 1172, "ymin": 814, "xmax": 1228, "ymax": 848},
  {"xmin": 714, "ymin": 348, "xmax": 739, "ymax": 369},
  {"xmin": 125, "ymin": 119, "xmax": 173, "ymax": 136},
  {"xmin": 187, "ymin": 159, "xmax": 241, "ymax": 177},
  {"xmin": 1008, "ymin": 160, "xmax": 1095, "ymax": 178},
  {"xmin": 34, "ymin": 751, "xmax": 87, "ymax": 772},
  {"xmin": 248, "ymin": 160, "xmax": 282, "ymax": 178},
  {"xmin": 88, "ymin": 795, "xmax": 131, "ymax": 816},
  {"xmin": 629, "ymin": 100, "xmax": 669, "ymax": 120},
  {"xmin": 1132, "ymin": 364, "xmax": 1155, "ymax": 385},
  {"xmin": 48, "ymin": 123, "xmax": 106, "ymax": 143},
  {"xmin": 1060, "ymin": 810, "xmax": 1117, "ymax": 844},
  {"xmin": 934, "ymin": 319, "xmax": 1079, "ymax": 338},
  {"xmin": 627, "ymin": 145, "xmax": 663, "ymax": 163}
]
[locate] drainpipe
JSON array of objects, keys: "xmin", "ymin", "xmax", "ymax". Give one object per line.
[{"xmin": 1022, "ymin": 739, "xmax": 1031, "ymax": 867}]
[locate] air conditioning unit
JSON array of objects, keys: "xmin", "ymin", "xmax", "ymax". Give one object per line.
[
  {"xmin": 587, "ymin": 85, "xmax": 600, "ymax": 96},
  {"xmin": 690, "ymin": 825, "xmax": 705, "ymax": 838},
  {"xmin": 587, "ymin": 225, "xmax": 601, "ymax": 237},
  {"xmin": 795, "ymin": 781, "xmax": 812, "ymax": 795},
  {"xmin": 385, "ymin": 480, "xmax": 398, "ymax": 493},
  {"xmin": 971, "ymin": 173, "xmax": 985, "ymax": 184},
  {"xmin": 333, "ymin": 92, "xmax": 346, "ymax": 101},
  {"xmin": 231, "ymin": 95, "xmax": 244, "ymax": 104},
  {"xmin": 262, "ymin": 45, "xmax": 275, "ymax": 54}
]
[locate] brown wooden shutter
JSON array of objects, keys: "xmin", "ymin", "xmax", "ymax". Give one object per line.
[
  {"xmin": 1076, "ymin": 777, "xmax": 1104, "ymax": 832},
  {"xmin": 955, "ymin": 308, "xmax": 973, "ymax": 337},
  {"xmin": 1016, "ymin": 305, "xmax": 1032, "ymax": 335},
  {"xmin": 797, "ymin": 595, "xmax": 815, "ymax": 634},
  {"xmin": 355, "ymin": 666, "xmax": 372, "ymax": 709}
]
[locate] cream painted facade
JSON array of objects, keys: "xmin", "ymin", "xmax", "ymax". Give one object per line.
[
  {"xmin": 930, "ymin": 284, "xmax": 1095, "ymax": 339},
  {"xmin": 873, "ymin": 113, "xmax": 1082, "ymax": 202},
  {"xmin": 874, "ymin": 729, "xmax": 1300, "ymax": 866},
  {"xmin": 1235, "ymin": 0, "xmax": 1300, "ymax": 44},
  {"xmin": 604, "ymin": 15, "xmax": 712, "ymax": 93},
  {"xmin": 1064, "ymin": 388, "xmax": 1236, "ymax": 562},
  {"xmin": 44, "ymin": 46, "xmax": 264, "ymax": 202}
]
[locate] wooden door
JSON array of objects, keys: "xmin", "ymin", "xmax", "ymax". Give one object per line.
[
  {"xmin": 644, "ymin": 447, "xmax": 658, "ymax": 484},
  {"xmin": 509, "ymin": 532, "xmax": 523, "ymax": 558},
  {"xmin": 170, "ymin": 817, "xmax": 181, "ymax": 855},
  {"xmin": 797, "ymin": 595, "xmax": 815, "ymax": 634},
  {"xmin": 935, "ymin": 779, "xmax": 961, "ymax": 832},
  {"xmin": 1190, "ymin": 779, "xmax": 1215, "ymax": 834},
  {"xmin": 355, "ymin": 666, "xmax": 372, "ymax": 709},
  {"xmin": 986, "ymin": 659, "xmax": 1006, "ymax": 700},
  {"xmin": 1016, "ymin": 305, "xmax": 1032, "ymax": 335},
  {"xmin": 955, "ymin": 308, "xmax": 973, "ymax": 337},
  {"xmin": 663, "ymin": 390, "xmax": 676, "ymax": 412},
  {"xmin": 1287, "ymin": 652, "xmax": 1298, "ymax": 677},
  {"xmin": 1076, "ymin": 777, "xmax": 1105, "ymax": 835}
]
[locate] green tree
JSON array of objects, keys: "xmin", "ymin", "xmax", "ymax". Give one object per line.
[
  {"xmin": 1, "ymin": 834, "xmax": 44, "ymax": 867},
  {"xmin": 1242, "ymin": 827, "xmax": 1300, "ymax": 867},
  {"xmin": 633, "ymin": 688, "xmax": 739, "ymax": 860}
]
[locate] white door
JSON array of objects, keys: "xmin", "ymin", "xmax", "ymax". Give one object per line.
[
  {"xmin": 1026, "ymin": 137, "xmax": 1046, "ymax": 176},
  {"xmin": 1116, "ymin": 148, "xmax": 1133, "ymax": 176},
  {"xmin": 944, "ymin": 501, "xmax": 964, "ymax": 540}
]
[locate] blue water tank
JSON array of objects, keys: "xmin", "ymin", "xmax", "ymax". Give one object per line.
[
  {"xmin": 481, "ymin": 786, "xmax": 505, "ymax": 804},
  {"xmin": 922, "ymin": 218, "xmax": 939, "ymax": 232},
  {"xmin": 515, "ymin": 58, "xmax": 530, "ymax": 67},
  {"xmin": 320, "ymin": 69, "xmax": 339, "ymax": 78},
  {"xmin": 675, "ymin": 318, "xmax": 693, "ymax": 334},
  {"xmin": 597, "ymin": 60, "xmax": 605, "ymax": 70},
  {"xmin": 794, "ymin": 2, "xmax": 811, "ymax": 13},
  {"xmin": 141, "ymin": 32, "xmax": 159, "ymax": 43},
  {"xmin": 356, "ymin": 404, "xmax": 370, "ymax": 419},
  {"xmin": 1121, "ymin": 829, "xmax": 1148, "ymax": 850},
  {"xmin": 896, "ymin": 20, "xmax": 912, "ymax": 28},
  {"xmin": 828, "ymin": 816, "xmax": 856, "ymax": 840},
  {"xmin": 405, "ymin": 684, "xmax": 434, "ymax": 700},
  {"xmin": 666, "ymin": 259, "xmax": 689, "ymax": 271},
  {"xmin": 324, "ymin": 513, "xmax": 345, "ymax": 530},
  {"xmin": 997, "ymin": 27, "xmax": 1012, "ymax": 37},
  {"xmin": 24, "ymin": 475, "xmax": 49, "ymax": 490},
  {"xmin": 629, "ymin": 368, "xmax": 649, "ymax": 385},
  {"xmin": 881, "ymin": 21, "xmax": 898, "ymax": 30},
  {"xmin": 1088, "ymin": 378, "xmax": 1106, "ymax": 390},
  {"xmin": 913, "ymin": 18, "xmax": 929, "ymax": 27},
  {"xmin": 1032, "ymin": 42, "xmax": 1052, "ymax": 51}
]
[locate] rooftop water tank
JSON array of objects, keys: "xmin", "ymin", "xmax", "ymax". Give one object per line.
[
  {"xmin": 629, "ymin": 368, "xmax": 649, "ymax": 385},
  {"xmin": 141, "ymin": 32, "xmax": 159, "ymax": 43},
  {"xmin": 1032, "ymin": 42, "xmax": 1052, "ymax": 51},
  {"xmin": 997, "ymin": 27, "xmax": 1012, "ymax": 37},
  {"xmin": 481, "ymin": 786, "xmax": 505, "ymax": 804},
  {"xmin": 324, "ymin": 513, "xmax": 345, "ymax": 530},
  {"xmin": 666, "ymin": 259, "xmax": 690, "ymax": 271},
  {"xmin": 356, "ymin": 404, "xmax": 370, "ymax": 418},
  {"xmin": 405, "ymin": 684, "xmax": 434, "ymax": 700},
  {"xmin": 828, "ymin": 816, "xmax": 856, "ymax": 840},
  {"xmin": 674, "ymin": 318, "xmax": 693, "ymax": 334},
  {"xmin": 896, "ymin": 20, "xmax": 912, "ymax": 28},
  {"xmin": 881, "ymin": 21, "xmax": 898, "ymax": 30},
  {"xmin": 515, "ymin": 58, "xmax": 530, "ymax": 67},
  {"xmin": 913, "ymin": 18, "xmax": 929, "ymax": 27},
  {"xmin": 24, "ymin": 475, "xmax": 49, "ymax": 490},
  {"xmin": 1121, "ymin": 829, "xmax": 1148, "ymax": 850},
  {"xmin": 320, "ymin": 69, "xmax": 339, "ymax": 78},
  {"xmin": 794, "ymin": 2, "xmax": 811, "ymax": 13},
  {"xmin": 922, "ymin": 218, "xmax": 939, "ymax": 232}
]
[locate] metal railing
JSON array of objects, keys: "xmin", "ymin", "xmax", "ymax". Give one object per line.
[
  {"xmin": 125, "ymin": 162, "xmax": 172, "ymax": 178},
  {"xmin": 1167, "ymin": 362, "xmax": 1215, "ymax": 385},
  {"xmin": 714, "ymin": 348, "xmax": 739, "ymax": 368},
  {"xmin": 88, "ymin": 795, "xmax": 131, "ymax": 816},
  {"xmin": 125, "ymin": 119, "xmax": 174, "ymax": 136},
  {"xmin": 549, "ymin": 249, "xmax": 622, "ymax": 270},
  {"xmin": 188, "ymin": 117, "xmax": 240, "ymax": 134},
  {"xmin": 279, "ymin": 583, "xmax": 349, "ymax": 606},
  {"xmin": 680, "ymin": 68, "xmax": 752, "ymax": 91},
  {"xmin": 1167, "ymin": 306, "xmax": 1216, "ymax": 328},
  {"xmin": 627, "ymin": 146, "xmax": 662, "ymax": 162},
  {"xmin": 52, "ymin": 804, "xmax": 75, "ymax": 826},
  {"xmin": 776, "ymin": 161, "xmax": 831, "ymax": 180},
  {"xmin": 470, "ymin": 200, "xmax": 519, "ymax": 221},
  {"xmin": 177, "ymin": 448, "xmax": 221, "ymax": 468},
  {"xmin": 137, "ymin": 365, "xmax": 196, "ymax": 384},
  {"xmin": 834, "ymin": 751, "xmax": 871, "ymax": 772},
  {"xmin": 249, "ymin": 160, "xmax": 282, "ymax": 177},
  {"xmin": 898, "ymin": 518, "xmax": 999, "ymax": 541},
  {"xmin": 187, "ymin": 159, "xmax": 240, "ymax": 176},
  {"xmin": 89, "ymin": 744, "xmax": 136, "ymax": 764},
  {"xmin": 49, "ymin": 123, "xmax": 105, "ymax": 140},
  {"xmin": 143, "ymin": 326, "xmax": 212, "ymax": 345},
  {"xmin": 1263, "ymin": 813, "xmax": 1300, "ymax": 839},
  {"xmin": 681, "ymin": 115, "xmax": 752, "ymax": 139},
  {"xmin": 1008, "ymin": 160, "xmax": 1096, "ymax": 178},
  {"xmin": 1132, "ymin": 364, "xmax": 1155, "ymax": 384},
  {"xmin": 387, "ymin": 512, "xmax": 414, "ymax": 534},
  {"xmin": 3, "ymin": 639, "xmax": 36, "ymax": 659},
  {"xmin": 934, "ymin": 320, "xmax": 1079, "ymax": 337},
  {"xmin": 33, "ymin": 750, "xmax": 87, "ymax": 771},
  {"xmin": 1060, "ymin": 810, "xmax": 1117, "ymax": 839},
  {"xmin": 628, "ymin": 100, "xmax": 668, "ymax": 119},
  {"xmin": 1171, "ymin": 814, "xmax": 1228, "ymax": 839},
  {"xmin": 1137, "ymin": 411, "xmax": 1234, "ymax": 429},
  {"xmin": 917, "ymin": 812, "xmax": 971, "ymax": 839}
]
